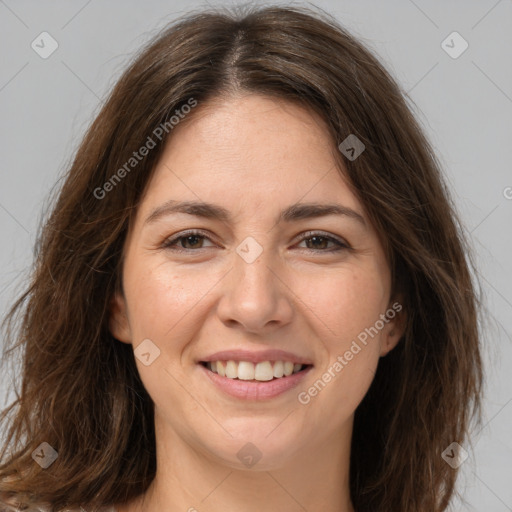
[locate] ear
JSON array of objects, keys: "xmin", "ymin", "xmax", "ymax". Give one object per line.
[
  {"xmin": 108, "ymin": 291, "xmax": 132, "ymax": 344},
  {"xmin": 379, "ymin": 297, "xmax": 406, "ymax": 357}
]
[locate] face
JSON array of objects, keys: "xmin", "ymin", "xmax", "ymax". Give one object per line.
[{"xmin": 110, "ymin": 93, "xmax": 404, "ymax": 471}]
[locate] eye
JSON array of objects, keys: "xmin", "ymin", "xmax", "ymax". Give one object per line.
[
  {"xmin": 296, "ymin": 231, "xmax": 350, "ymax": 252},
  {"xmin": 161, "ymin": 230, "xmax": 216, "ymax": 251},
  {"xmin": 161, "ymin": 230, "xmax": 350, "ymax": 253}
]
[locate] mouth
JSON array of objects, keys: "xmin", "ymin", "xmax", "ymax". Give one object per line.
[
  {"xmin": 198, "ymin": 359, "xmax": 314, "ymax": 400},
  {"xmin": 200, "ymin": 360, "xmax": 313, "ymax": 381}
]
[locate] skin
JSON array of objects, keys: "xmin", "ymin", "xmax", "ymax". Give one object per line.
[{"xmin": 110, "ymin": 93, "xmax": 405, "ymax": 512}]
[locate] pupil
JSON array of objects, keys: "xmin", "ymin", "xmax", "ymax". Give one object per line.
[
  {"xmin": 184, "ymin": 235, "xmax": 201, "ymax": 248},
  {"xmin": 308, "ymin": 236, "xmax": 326, "ymax": 249}
]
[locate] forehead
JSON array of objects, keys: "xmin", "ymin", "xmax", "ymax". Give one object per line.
[
  {"xmin": 171, "ymin": 93, "xmax": 334, "ymax": 160},
  {"xmin": 142, "ymin": 94, "xmax": 361, "ymax": 214}
]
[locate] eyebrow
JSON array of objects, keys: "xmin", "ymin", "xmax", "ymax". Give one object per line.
[{"xmin": 144, "ymin": 200, "xmax": 366, "ymax": 228}]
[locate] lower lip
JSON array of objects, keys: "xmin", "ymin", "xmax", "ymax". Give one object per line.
[{"xmin": 199, "ymin": 364, "xmax": 313, "ymax": 400}]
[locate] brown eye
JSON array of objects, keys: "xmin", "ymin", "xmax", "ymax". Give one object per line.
[
  {"xmin": 297, "ymin": 232, "xmax": 349, "ymax": 252},
  {"xmin": 179, "ymin": 235, "xmax": 204, "ymax": 249},
  {"xmin": 162, "ymin": 230, "xmax": 215, "ymax": 251},
  {"xmin": 304, "ymin": 236, "xmax": 330, "ymax": 250}
]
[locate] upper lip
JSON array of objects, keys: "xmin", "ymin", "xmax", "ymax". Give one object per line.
[{"xmin": 199, "ymin": 349, "xmax": 314, "ymax": 365}]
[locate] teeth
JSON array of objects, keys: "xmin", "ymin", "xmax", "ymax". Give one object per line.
[
  {"xmin": 205, "ymin": 360, "xmax": 306, "ymax": 381},
  {"xmin": 238, "ymin": 361, "xmax": 255, "ymax": 380},
  {"xmin": 254, "ymin": 361, "xmax": 274, "ymax": 381},
  {"xmin": 283, "ymin": 361, "xmax": 294, "ymax": 376},
  {"xmin": 225, "ymin": 360, "xmax": 238, "ymax": 379},
  {"xmin": 273, "ymin": 361, "xmax": 284, "ymax": 378}
]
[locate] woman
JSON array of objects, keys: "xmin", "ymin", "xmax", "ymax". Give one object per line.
[{"xmin": 0, "ymin": 5, "xmax": 483, "ymax": 511}]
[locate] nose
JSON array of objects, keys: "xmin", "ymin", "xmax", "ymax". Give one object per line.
[{"xmin": 216, "ymin": 250, "xmax": 294, "ymax": 334}]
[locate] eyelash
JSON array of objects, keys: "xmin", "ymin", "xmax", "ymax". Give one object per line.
[{"xmin": 161, "ymin": 229, "xmax": 350, "ymax": 253}]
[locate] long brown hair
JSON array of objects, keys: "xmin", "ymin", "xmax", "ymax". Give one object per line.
[{"xmin": 0, "ymin": 5, "xmax": 484, "ymax": 511}]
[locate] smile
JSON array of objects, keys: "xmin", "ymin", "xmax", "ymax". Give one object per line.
[
  {"xmin": 202, "ymin": 360, "xmax": 310, "ymax": 381},
  {"xmin": 199, "ymin": 360, "xmax": 313, "ymax": 400}
]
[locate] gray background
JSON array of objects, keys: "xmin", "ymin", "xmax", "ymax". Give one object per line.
[{"xmin": 0, "ymin": 0, "xmax": 511, "ymax": 509}]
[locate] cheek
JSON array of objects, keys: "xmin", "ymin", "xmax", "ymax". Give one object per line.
[
  {"xmin": 297, "ymin": 266, "xmax": 388, "ymax": 345},
  {"xmin": 293, "ymin": 267, "xmax": 387, "ymax": 413},
  {"xmin": 123, "ymin": 257, "xmax": 217, "ymax": 341},
  {"xmin": 121, "ymin": 258, "xmax": 210, "ymax": 409}
]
